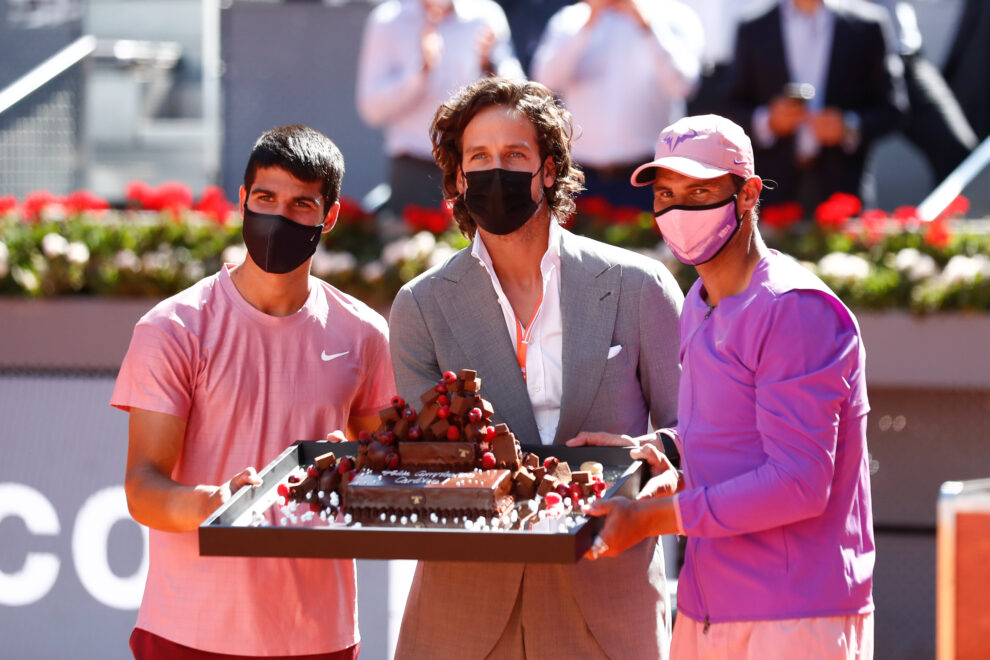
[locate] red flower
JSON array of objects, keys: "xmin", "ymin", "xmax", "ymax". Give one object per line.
[
  {"xmin": 938, "ymin": 194, "xmax": 970, "ymax": 220},
  {"xmin": 576, "ymin": 195, "xmax": 611, "ymax": 217},
  {"xmin": 403, "ymin": 204, "xmax": 451, "ymax": 234},
  {"xmin": 0, "ymin": 195, "xmax": 18, "ymax": 215},
  {"xmin": 892, "ymin": 205, "xmax": 920, "ymax": 228},
  {"xmin": 21, "ymin": 190, "xmax": 61, "ymax": 222},
  {"xmin": 63, "ymin": 190, "xmax": 110, "ymax": 214},
  {"xmin": 761, "ymin": 202, "xmax": 804, "ymax": 230},
  {"xmin": 148, "ymin": 182, "xmax": 194, "ymax": 214},
  {"xmin": 336, "ymin": 196, "xmax": 366, "ymax": 224},
  {"xmin": 612, "ymin": 206, "xmax": 643, "ymax": 225},
  {"xmin": 923, "ymin": 218, "xmax": 952, "ymax": 249},
  {"xmin": 193, "ymin": 185, "xmax": 233, "ymax": 224},
  {"xmin": 815, "ymin": 193, "xmax": 862, "ymax": 231},
  {"xmin": 126, "ymin": 181, "xmax": 154, "ymax": 208},
  {"xmin": 859, "ymin": 208, "xmax": 888, "ymax": 244}
]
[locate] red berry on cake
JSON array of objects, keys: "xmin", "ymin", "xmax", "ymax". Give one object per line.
[
  {"xmin": 277, "ymin": 483, "xmax": 289, "ymax": 498},
  {"xmin": 543, "ymin": 456, "xmax": 559, "ymax": 471},
  {"xmin": 385, "ymin": 452, "xmax": 400, "ymax": 469},
  {"xmin": 443, "ymin": 371, "xmax": 457, "ymax": 384},
  {"xmin": 437, "ymin": 394, "xmax": 449, "ymax": 406},
  {"xmin": 555, "ymin": 483, "xmax": 571, "ymax": 498},
  {"xmin": 592, "ymin": 480, "xmax": 607, "ymax": 496},
  {"xmin": 307, "ymin": 465, "xmax": 320, "ymax": 479},
  {"xmin": 403, "ymin": 407, "xmax": 417, "ymax": 421},
  {"xmin": 287, "ymin": 474, "xmax": 301, "ymax": 484},
  {"xmin": 357, "ymin": 429, "xmax": 371, "ymax": 444},
  {"xmin": 380, "ymin": 430, "xmax": 395, "ymax": 445},
  {"xmin": 437, "ymin": 405, "xmax": 451, "ymax": 419},
  {"xmin": 544, "ymin": 492, "xmax": 562, "ymax": 507},
  {"xmin": 408, "ymin": 425, "xmax": 423, "ymax": 440},
  {"xmin": 485, "ymin": 426, "xmax": 497, "ymax": 441},
  {"xmin": 391, "ymin": 395, "xmax": 405, "ymax": 409},
  {"xmin": 337, "ymin": 457, "xmax": 355, "ymax": 474},
  {"xmin": 481, "ymin": 452, "xmax": 497, "ymax": 469},
  {"xmin": 468, "ymin": 407, "xmax": 482, "ymax": 423},
  {"xmin": 435, "ymin": 382, "xmax": 446, "ymax": 393},
  {"xmin": 447, "ymin": 426, "xmax": 461, "ymax": 441}
]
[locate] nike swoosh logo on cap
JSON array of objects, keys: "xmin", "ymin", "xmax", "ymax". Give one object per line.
[
  {"xmin": 321, "ymin": 350, "xmax": 350, "ymax": 362},
  {"xmin": 733, "ymin": 159, "xmax": 746, "ymax": 165}
]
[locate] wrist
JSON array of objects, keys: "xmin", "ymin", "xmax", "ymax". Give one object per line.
[{"xmin": 655, "ymin": 429, "xmax": 680, "ymax": 469}]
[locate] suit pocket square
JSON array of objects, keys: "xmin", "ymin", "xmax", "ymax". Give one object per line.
[{"xmin": 607, "ymin": 345, "xmax": 623, "ymax": 359}]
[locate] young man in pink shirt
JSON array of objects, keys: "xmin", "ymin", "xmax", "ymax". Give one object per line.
[
  {"xmin": 112, "ymin": 125, "xmax": 395, "ymax": 659},
  {"xmin": 582, "ymin": 115, "xmax": 875, "ymax": 658}
]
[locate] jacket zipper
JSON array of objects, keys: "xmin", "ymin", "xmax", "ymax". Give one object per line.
[{"xmin": 683, "ymin": 304, "xmax": 713, "ymax": 633}]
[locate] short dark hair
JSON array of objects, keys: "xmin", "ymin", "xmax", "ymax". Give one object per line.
[
  {"xmin": 430, "ymin": 77, "xmax": 585, "ymax": 238},
  {"xmin": 243, "ymin": 124, "xmax": 344, "ymax": 214}
]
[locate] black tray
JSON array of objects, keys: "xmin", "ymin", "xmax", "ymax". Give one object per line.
[{"xmin": 199, "ymin": 441, "xmax": 643, "ymax": 563}]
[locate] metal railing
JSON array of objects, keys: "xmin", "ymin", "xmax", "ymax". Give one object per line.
[{"xmin": 0, "ymin": 35, "xmax": 96, "ymax": 198}]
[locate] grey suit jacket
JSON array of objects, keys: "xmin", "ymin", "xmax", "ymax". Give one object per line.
[{"xmin": 389, "ymin": 228, "xmax": 683, "ymax": 659}]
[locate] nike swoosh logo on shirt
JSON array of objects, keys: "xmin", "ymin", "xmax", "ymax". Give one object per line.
[{"xmin": 321, "ymin": 350, "xmax": 350, "ymax": 362}]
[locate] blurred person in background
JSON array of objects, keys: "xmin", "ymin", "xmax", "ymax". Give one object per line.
[
  {"xmin": 531, "ymin": 0, "xmax": 703, "ymax": 209},
  {"xmin": 113, "ymin": 125, "xmax": 395, "ymax": 660},
  {"xmin": 494, "ymin": 0, "xmax": 570, "ymax": 73},
  {"xmin": 687, "ymin": 0, "xmax": 774, "ymax": 116},
  {"xmin": 357, "ymin": 0, "xmax": 524, "ymax": 219},
  {"xmin": 727, "ymin": 0, "xmax": 905, "ymax": 212},
  {"xmin": 870, "ymin": 0, "xmax": 977, "ymax": 182}
]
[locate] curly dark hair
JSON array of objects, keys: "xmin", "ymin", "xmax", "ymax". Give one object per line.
[
  {"xmin": 430, "ymin": 78, "xmax": 585, "ymax": 238},
  {"xmin": 243, "ymin": 124, "xmax": 344, "ymax": 214}
]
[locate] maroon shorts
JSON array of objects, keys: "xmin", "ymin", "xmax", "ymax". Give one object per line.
[{"xmin": 129, "ymin": 628, "xmax": 360, "ymax": 660}]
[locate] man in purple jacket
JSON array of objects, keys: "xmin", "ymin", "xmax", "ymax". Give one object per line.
[{"xmin": 579, "ymin": 114, "xmax": 875, "ymax": 658}]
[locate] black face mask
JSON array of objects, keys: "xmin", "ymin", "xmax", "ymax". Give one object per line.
[
  {"xmin": 463, "ymin": 167, "xmax": 543, "ymax": 235},
  {"xmin": 242, "ymin": 206, "xmax": 324, "ymax": 274}
]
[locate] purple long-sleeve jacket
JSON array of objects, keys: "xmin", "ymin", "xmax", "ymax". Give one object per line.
[{"xmin": 672, "ymin": 250, "xmax": 875, "ymax": 624}]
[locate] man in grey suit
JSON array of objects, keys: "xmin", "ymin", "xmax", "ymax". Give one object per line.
[{"xmin": 388, "ymin": 77, "xmax": 683, "ymax": 659}]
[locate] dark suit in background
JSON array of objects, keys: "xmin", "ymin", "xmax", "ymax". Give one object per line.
[{"xmin": 727, "ymin": 0, "xmax": 904, "ymax": 210}]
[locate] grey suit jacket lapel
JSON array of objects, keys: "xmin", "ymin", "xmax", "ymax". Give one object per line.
[
  {"xmin": 554, "ymin": 233, "xmax": 621, "ymax": 444},
  {"xmin": 432, "ymin": 250, "xmax": 542, "ymax": 443}
]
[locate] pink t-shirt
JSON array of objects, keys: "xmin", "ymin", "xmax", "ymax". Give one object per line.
[{"xmin": 111, "ymin": 264, "xmax": 395, "ymax": 656}]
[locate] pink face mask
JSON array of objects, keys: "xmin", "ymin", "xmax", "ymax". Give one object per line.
[{"xmin": 653, "ymin": 196, "xmax": 741, "ymax": 266}]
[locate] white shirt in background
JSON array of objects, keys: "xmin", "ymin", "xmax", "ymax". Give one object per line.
[
  {"xmin": 531, "ymin": 0, "xmax": 703, "ymax": 168},
  {"xmin": 356, "ymin": 0, "xmax": 524, "ymax": 161}
]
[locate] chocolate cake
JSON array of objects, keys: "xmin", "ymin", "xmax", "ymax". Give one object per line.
[
  {"xmin": 344, "ymin": 469, "xmax": 514, "ymax": 526},
  {"xmin": 277, "ymin": 368, "xmax": 609, "ymax": 529}
]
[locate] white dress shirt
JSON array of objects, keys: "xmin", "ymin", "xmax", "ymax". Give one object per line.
[
  {"xmin": 471, "ymin": 221, "xmax": 564, "ymax": 445},
  {"xmin": 752, "ymin": 0, "xmax": 836, "ymax": 157},
  {"xmin": 356, "ymin": 0, "xmax": 524, "ymax": 160},
  {"xmin": 531, "ymin": 0, "xmax": 703, "ymax": 167}
]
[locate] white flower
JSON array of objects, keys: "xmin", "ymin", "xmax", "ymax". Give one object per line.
[
  {"xmin": 66, "ymin": 241, "xmax": 90, "ymax": 265},
  {"xmin": 941, "ymin": 254, "xmax": 989, "ymax": 286},
  {"xmin": 817, "ymin": 252, "xmax": 870, "ymax": 284},
  {"xmin": 312, "ymin": 247, "xmax": 357, "ymax": 278},
  {"xmin": 426, "ymin": 243, "xmax": 457, "ymax": 269},
  {"xmin": 361, "ymin": 260, "xmax": 386, "ymax": 282},
  {"xmin": 40, "ymin": 233, "xmax": 69, "ymax": 259},
  {"xmin": 183, "ymin": 261, "xmax": 206, "ymax": 282},
  {"xmin": 0, "ymin": 241, "xmax": 8, "ymax": 279},
  {"xmin": 381, "ymin": 238, "xmax": 410, "ymax": 267},
  {"xmin": 221, "ymin": 244, "xmax": 247, "ymax": 265},
  {"xmin": 893, "ymin": 248, "xmax": 938, "ymax": 282},
  {"xmin": 12, "ymin": 266, "xmax": 39, "ymax": 292},
  {"xmin": 114, "ymin": 249, "xmax": 141, "ymax": 271},
  {"xmin": 142, "ymin": 244, "xmax": 175, "ymax": 273}
]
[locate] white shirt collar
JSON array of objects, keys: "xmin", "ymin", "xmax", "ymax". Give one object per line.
[{"xmin": 471, "ymin": 218, "xmax": 563, "ymax": 276}]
